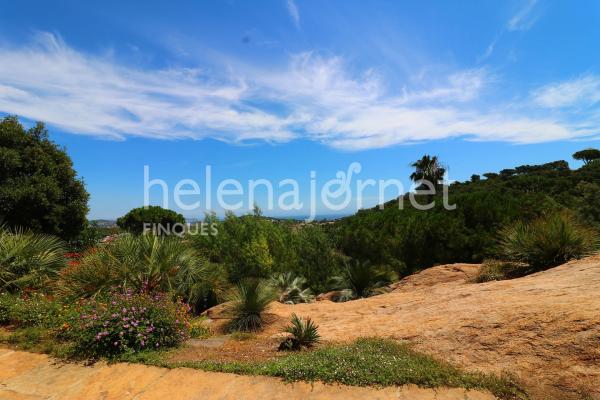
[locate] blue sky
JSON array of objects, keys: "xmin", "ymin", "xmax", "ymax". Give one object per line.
[{"xmin": 1, "ymin": 0, "xmax": 599, "ymax": 219}]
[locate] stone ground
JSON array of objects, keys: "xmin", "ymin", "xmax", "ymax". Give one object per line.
[
  {"xmin": 204, "ymin": 256, "xmax": 600, "ymax": 400},
  {"xmin": 0, "ymin": 349, "xmax": 494, "ymax": 400}
]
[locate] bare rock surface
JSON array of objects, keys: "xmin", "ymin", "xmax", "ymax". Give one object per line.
[
  {"xmin": 0, "ymin": 349, "xmax": 494, "ymax": 400},
  {"xmin": 263, "ymin": 257, "xmax": 600, "ymax": 399}
]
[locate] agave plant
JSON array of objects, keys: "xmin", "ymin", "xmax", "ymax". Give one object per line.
[
  {"xmin": 499, "ymin": 212, "xmax": 599, "ymax": 271},
  {"xmin": 278, "ymin": 313, "xmax": 320, "ymax": 351},
  {"xmin": 57, "ymin": 234, "xmax": 209, "ymax": 300},
  {"xmin": 0, "ymin": 228, "xmax": 66, "ymax": 292},
  {"xmin": 225, "ymin": 278, "xmax": 276, "ymax": 332},
  {"xmin": 269, "ymin": 272, "xmax": 314, "ymax": 304},
  {"xmin": 333, "ymin": 259, "xmax": 396, "ymax": 300}
]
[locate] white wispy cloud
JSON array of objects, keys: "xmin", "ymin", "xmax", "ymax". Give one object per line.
[
  {"xmin": 0, "ymin": 33, "xmax": 596, "ymax": 150},
  {"xmin": 478, "ymin": 33, "xmax": 501, "ymax": 62},
  {"xmin": 507, "ymin": 0, "xmax": 539, "ymax": 31},
  {"xmin": 532, "ymin": 75, "xmax": 600, "ymax": 108},
  {"xmin": 0, "ymin": 33, "xmax": 293, "ymax": 142},
  {"xmin": 286, "ymin": 0, "xmax": 300, "ymax": 29}
]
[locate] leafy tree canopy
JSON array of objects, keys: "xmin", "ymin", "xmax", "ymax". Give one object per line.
[
  {"xmin": 116, "ymin": 206, "xmax": 185, "ymax": 234},
  {"xmin": 573, "ymin": 148, "xmax": 600, "ymax": 165},
  {"xmin": 0, "ymin": 116, "xmax": 89, "ymax": 239}
]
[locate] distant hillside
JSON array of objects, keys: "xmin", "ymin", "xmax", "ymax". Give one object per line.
[
  {"xmin": 90, "ymin": 219, "xmax": 117, "ymax": 228},
  {"xmin": 330, "ymin": 160, "xmax": 600, "ymax": 274}
]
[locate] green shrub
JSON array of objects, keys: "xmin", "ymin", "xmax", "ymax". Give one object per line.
[
  {"xmin": 332, "ymin": 259, "xmax": 396, "ymax": 300},
  {"xmin": 69, "ymin": 289, "xmax": 190, "ymax": 358},
  {"xmin": 0, "ymin": 292, "xmax": 15, "ymax": 324},
  {"xmin": 278, "ymin": 313, "xmax": 320, "ymax": 351},
  {"xmin": 225, "ymin": 279, "xmax": 276, "ymax": 332},
  {"xmin": 472, "ymin": 260, "xmax": 531, "ymax": 283},
  {"xmin": 499, "ymin": 212, "xmax": 599, "ymax": 271},
  {"xmin": 56, "ymin": 235, "xmax": 208, "ymax": 303}
]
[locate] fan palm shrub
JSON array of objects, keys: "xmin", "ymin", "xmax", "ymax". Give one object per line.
[
  {"xmin": 225, "ymin": 278, "xmax": 276, "ymax": 332},
  {"xmin": 499, "ymin": 212, "xmax": 599, "ymax": 271},
  {"xmin": 269, "ymin": 272, "xmax": 314, "ymax": 304},
  {"xmin": 57, "ymin": 234, "xmax": 209, "ymax": 301},
  {"xmin": 278, "ymin": 313, "xmax": 320, "ymax": 351},
  {"xmin": 333, "ymin": 259, "xmax": 396, "ymax": 300},
  {"xmin": 0, "ymin": 228, "xmax": 66, "ymax": 292}
]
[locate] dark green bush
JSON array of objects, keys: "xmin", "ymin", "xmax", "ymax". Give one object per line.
[
  {"xmin": 499, "ymin": 212, "xmax": 599, "ymax": 271},
  {"xmin": 332, "ymin": 259, "xmax": 395, "ymax": 299},
  {"xmin": 0, "ymin": 116, "xmax": 89, "ymax": 240}
]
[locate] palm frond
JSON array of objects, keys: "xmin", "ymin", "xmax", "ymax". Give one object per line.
[{"xmin": 0, "ymin": 229, "xmax": 66, "ymax": 292}]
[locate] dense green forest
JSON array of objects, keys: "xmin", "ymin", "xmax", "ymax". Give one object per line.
[{"xmin": 333, "ymin": 159, "xmax": 600, "ymax": 274}]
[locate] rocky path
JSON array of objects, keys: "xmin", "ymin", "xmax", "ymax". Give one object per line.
[{"xmin": 0, "ymin": 349, "xmax": 495, "ymax": 400}]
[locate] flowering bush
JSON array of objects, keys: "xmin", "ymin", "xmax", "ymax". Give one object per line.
[{"xmin": 70, "ymin": 289, "xmax": 190, "ymax": 357}]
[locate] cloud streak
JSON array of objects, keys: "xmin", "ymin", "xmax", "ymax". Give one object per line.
[
  {"xmin": 0, "ymin": 33, "xmax": 597, "ymax": 150},
  {"xmin": 286, "ymin": 0, "xmax": 300, "ymax": 29},
  {"xmin": 507, "ymin": 0, "xmax": 539, "ymax": 31},
  {"xmin": 532, "ymin": 75, "xmax": 600, "ymax": 108}
]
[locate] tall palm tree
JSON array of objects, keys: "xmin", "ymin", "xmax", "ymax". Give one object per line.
[{"xmin": 409, "ymin": 155, "xmax": 446, "ymax": 188}]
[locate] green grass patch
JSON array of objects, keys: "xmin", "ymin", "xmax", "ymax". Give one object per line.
[
  {"xmin": 119, "ymin": 338, "xmax": 527, "ymax": 400},
  {"xmin": 0, "ymin": 326, "xmax": 75, "ymax": 357},
  {"xmin": 3, "ymin": 327, "xmax": 526, "ymax": 399}
]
